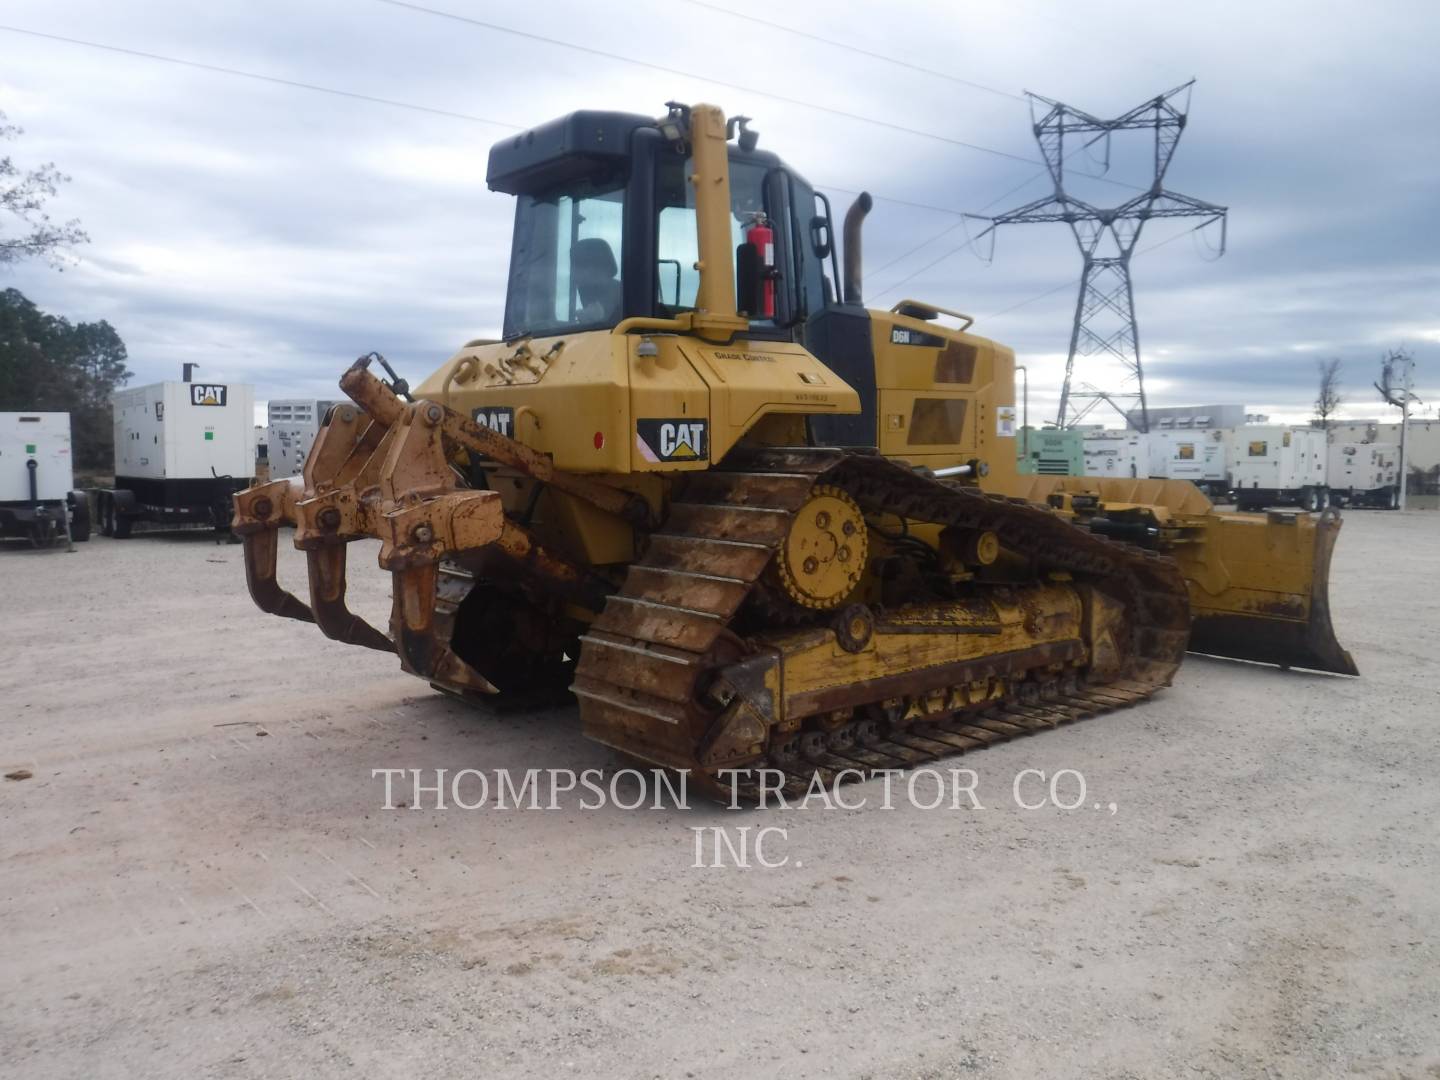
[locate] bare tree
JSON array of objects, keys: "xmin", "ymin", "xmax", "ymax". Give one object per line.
[
  {"xmin": 1376, "ymin": 347, "xmax": 1415, "ymax": 405},
  {"xmin": 1314, "ymin": 357, "xmax": 1343, "ymax": 429},
  {"xmin": 1, "ymin": 110, "xmax": 88, "ymax": 269},
  {"xmin": 1376, "ymin": 348, "xmax": 1421, "ymax": 510}
]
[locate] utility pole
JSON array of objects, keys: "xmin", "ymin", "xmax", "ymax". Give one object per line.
[
  {"xmin": 982, "ymin": 81, "xmax": 1227, "ymax": 432},
  {"xmin": 1376, "ymin": 349, "xmax": 1421, "ymax": 511}
]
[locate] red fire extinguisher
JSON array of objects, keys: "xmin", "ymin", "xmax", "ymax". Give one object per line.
[{"xmin": 745, "ymin": 212, "xmax": 775, "ymax": 319}]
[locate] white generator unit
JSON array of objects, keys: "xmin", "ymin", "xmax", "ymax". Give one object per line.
[
  {"xmin": 99, "ymin": 372, "xmax": 256, "ymax": 537},
  {"xmin": 1016, "ymin": 427, "xmax": 1084, "ymax": 476},
  {"xmin": 1082, "ymin": 430, "xmax": 1148, "ymax": 479},
  {"xmin": 0, "ymin": 411, "xmax": 89, "ymax": 545},
  {"xmin": 266, "ymin": 399, "xmax": 339, "ymax": 479},
  {"xmin": 1147, "ymin": 429, "xmax": 1228, "ymax": 497},
  {"xmin": 1229, "ymin": 425, "xmax": 1329, "ymax": 511},
  {"xmin": 1327, "ymin": 441, "xmax": 1399, "ymax": 510}
]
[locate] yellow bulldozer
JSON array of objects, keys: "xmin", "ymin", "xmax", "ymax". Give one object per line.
[{"xmin": 233, "ymin": 103, "xmax": 1354, "ymax": 796}]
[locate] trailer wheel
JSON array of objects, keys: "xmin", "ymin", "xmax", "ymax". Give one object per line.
[
  {"xmin": 1387, "ymin": 486, "xmax": 1400, "ymax": 511},
  {"xmin": 112, "ymin": 503, "xmax": 133, "ymax": 539},
  {"xmin": 1318, "ymin": 488, "xmax": 1331, "ymax": 511},
  {"xmin": 68, "ymin": 491, "xmax": 91, "ymax": 542},
  {"xmin": 98, "ymin": 493, "xmax": 113, "ymax": 537},
  {"xmin": 1302, "ymin": 488, "xmax": 1321, "ymax": 512}
]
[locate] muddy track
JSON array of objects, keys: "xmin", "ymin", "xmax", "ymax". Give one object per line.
[{"xmin": 566, "ymin": 447, "xmax": 1191, "ymax": 797}]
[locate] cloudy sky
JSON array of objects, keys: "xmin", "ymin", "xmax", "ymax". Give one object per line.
[{"xmin": 2, "ymin": 0, "xmax": 1437, "ymax": 428}]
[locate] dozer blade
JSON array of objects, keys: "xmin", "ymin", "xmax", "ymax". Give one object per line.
[
  {"xmin": 1181, "ymin": 507, "xmax": 1357, "ymax": 676},
  {"xmin": 999, "ymin": 477, "xmax": 1358, "ymax": 677}
]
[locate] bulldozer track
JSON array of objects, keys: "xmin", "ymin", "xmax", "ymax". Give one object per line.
[{"xmin": 571, "ymin": 447, "xmax": 1190, "ymax": 799}]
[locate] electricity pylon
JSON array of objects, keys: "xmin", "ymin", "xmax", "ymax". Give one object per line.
[{"xmin": 983, "ymin": 81, "xmax": 1227, "ymax": 431}]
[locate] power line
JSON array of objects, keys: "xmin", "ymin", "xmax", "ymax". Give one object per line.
[
  {"xmin": 979, "ymin": 278, "xmax": 1077, "ymax": 322},
  {"xmin": 962, "ymin": 222, "xmax": 1222, "ymax": 418},
  {"xmin": 821, "ymin": 185, "xmax": 971, "ymax": 219},
  {"xmin": 869, "ymin": 106, "xmax": 1211, "ymax": 306},
  {"xmin": 6, "ymin": 19, "xmax": 1220, "ymax": 418},
  {"xmin": 1, "ymin": 18, "xmax": 1108, "ymax": 222},
  {"xmin": 0, "ymin": 21, "xmax": 1036, "ymax": 235},
  {"xmin": 2, "ymin": 16, "xmax": 1136, "ymax": 232},
  {"xmin": 871, "ymin": 234, "xmax": 983, "ymax": 303},
  {"xmin": 878, "ymin": 213, "xmax": 1214, "ymax": 326},
  {"xmin": 980, "ymin": 220, "xmax": 1220, "ymax": 325},
  {"xmin": 870, "ymin": 185, "xmax": 1047, "ymax": 301},
  {"xmin": 680, "ymin": 0, "xmax": 1026, "ymax": 104},
  {"xmin": 866, "ymin": 165, "xmax": 1055, "ymax": 286},
  {"xmin": 369, "ymin": 0, "xmax": 1144, "ymax": 198},
  {"xmin": 0, "ymin": 24, "xmax": 522, "ymax": 131},
  {"xmin": 868, "ymin": 219, "xmax": 970, "ymax": 282},
  {"xmin": 866, "ymin": 108, "xmax": 1174, "ymax": 297},
  {"xmin": 373, "ymin": 0, "xmax": 1041, "ymax": 166},
  {"xmin": 1, "ymin": 16, "xmax": 1160, "ymax": 316}
]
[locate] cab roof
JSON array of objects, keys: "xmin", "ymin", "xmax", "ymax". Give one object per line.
[{"xmin": 486, "ymin": 110, "xmax": 654, "ymax": 195}]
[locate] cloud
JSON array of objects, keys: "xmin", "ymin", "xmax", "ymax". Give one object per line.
[{"xmin": 1, "ymin": 0, "xmax": 1436, "ymax": 423}]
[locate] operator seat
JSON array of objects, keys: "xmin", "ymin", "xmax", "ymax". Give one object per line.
[{"xmin": 571, "ymin": 238, "xmax": 623, "ymax": 324}]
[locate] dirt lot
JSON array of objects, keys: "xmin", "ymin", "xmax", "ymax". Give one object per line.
[{"xmin": 1, "ymin": 511, "xmax": 1438, "ymax": 1079}]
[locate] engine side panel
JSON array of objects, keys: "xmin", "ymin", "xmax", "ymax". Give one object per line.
[{"xmin": 415, "ymin": 330, "xmax": 859, "ymax": 475}]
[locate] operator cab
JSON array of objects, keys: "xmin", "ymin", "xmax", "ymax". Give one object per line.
[
  {"xmin": 485, "ymin": 105, "xmax": 995, "ymax": 466},
  {"xmin": 487, "ymin": 108, "xmax": 840, "ymax": 342}
]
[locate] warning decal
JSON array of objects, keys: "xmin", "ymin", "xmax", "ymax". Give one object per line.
[{"xmin": 996, "ymin": 406, "xmax": 1017, "ymax": 438}]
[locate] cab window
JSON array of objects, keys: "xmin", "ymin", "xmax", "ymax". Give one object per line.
[
  {"xmin": 655, "ymin": 154, "xmax": 789, "ymax": 326},
  {"xmin": 504, "ymin": 179, "xmax": 625, "ymax": 339}
]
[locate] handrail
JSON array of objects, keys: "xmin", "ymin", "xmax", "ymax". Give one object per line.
[
  {"xmin": 890, "ymin": 300, "xmax": 974, "ymax": 333},
  {"xmin": 612, "ymin": 314, "xmax": 693, "ymax": 336},
  {"xmin": 440, "ymin": 355, "xmax": 480, "ymax": 409}
]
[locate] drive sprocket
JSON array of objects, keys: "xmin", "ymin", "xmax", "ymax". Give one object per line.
[{"xmin": 773, "ymin": 483, "xmax": 868, "ymax": 610}]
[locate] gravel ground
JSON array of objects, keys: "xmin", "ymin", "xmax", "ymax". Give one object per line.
[{"xmin": 1, "ymin": 511, "xmax": 1437, "ymax": 1079}]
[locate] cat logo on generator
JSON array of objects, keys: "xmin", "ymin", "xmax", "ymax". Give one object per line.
[{"xmin": 190, "ymin": 384, "xmax": 228, "ymax": 407}]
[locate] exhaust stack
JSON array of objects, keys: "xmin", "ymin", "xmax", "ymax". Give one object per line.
[{"xmin": 842, "ymin": 191, "xmax": 873, "ymax": 305}]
